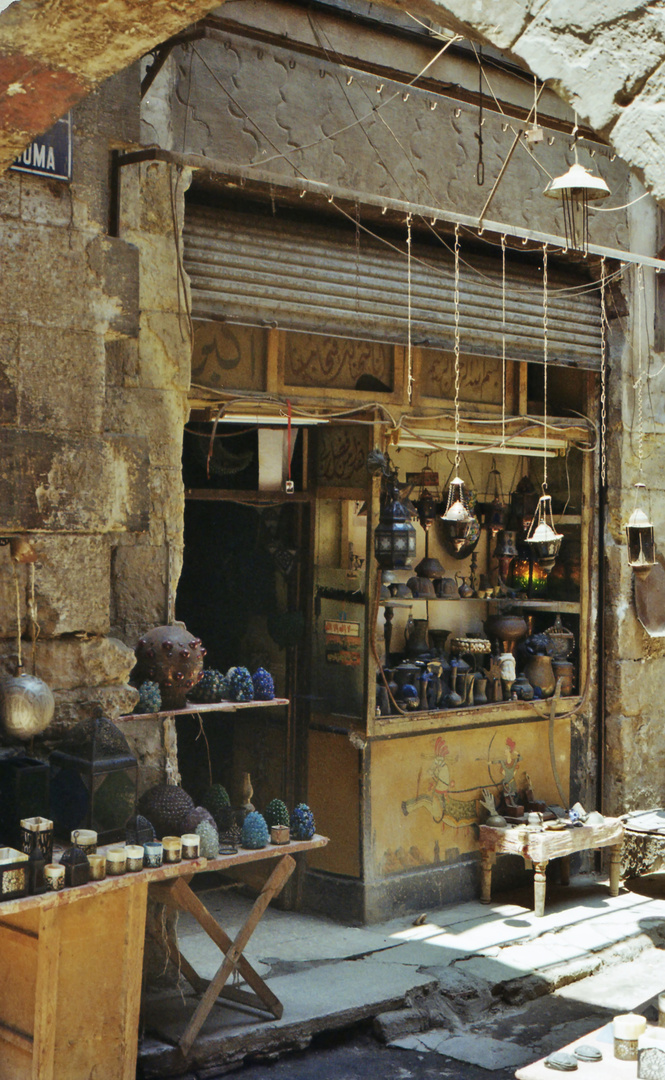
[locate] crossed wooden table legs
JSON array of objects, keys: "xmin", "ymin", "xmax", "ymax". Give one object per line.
[{"xmin": 149, "ymin": 853, "xmax": 296, "ymax": 1058}]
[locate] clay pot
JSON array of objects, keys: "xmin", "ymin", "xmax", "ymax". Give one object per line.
[
  {"xmin": 552, "ymin": 659, "xmax": 575, "ymax": 695},
  {"xmin": 134, "ymin": 625, "xmax": 206, "ymax": 709},
  {"xmin": 522, "ymin": 654, "xmax": 556, "ymax": 698}
]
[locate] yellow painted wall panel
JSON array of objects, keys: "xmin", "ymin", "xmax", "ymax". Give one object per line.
[
  {"xmin": 308, "ymin": 729, "xmax": 361, "ymax": 877},
  {"xmin": 370, "ymin": 720, "xmax": 570, "ymax": 878}
]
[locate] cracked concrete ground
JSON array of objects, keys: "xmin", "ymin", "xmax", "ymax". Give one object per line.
[{"xmin": 139, "ymin": 872, "xmax": 665, "ymax": 1078}]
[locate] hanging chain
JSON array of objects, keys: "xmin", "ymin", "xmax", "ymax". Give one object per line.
[
  {"xmin": 453, "ymin": 222, "xmax": 461, "ymax": 470},
  {"xmin": 542, "ymin": 243, "xmax": 549, "ymax": 489},
  {"xmin": 476, "ymin": 48, "xmax": 485, "ymax": 185},
  {"xmin": 407, "ymin": 214, "xmax": 414, "ymax": 404},
  {"xmin": 355, "ymin": 200, "xmax": 360, "ymax": 313},
  {"xmin": 636, "ymin": 264, "xmax": 645, "ymax": 477},
  {"xmin": 501, "ymin": 234, "xmax": 507, "ymax": 449},
  {"xmin": 600, "ymin": 256, "xmax": 608, "ymax": 488}
]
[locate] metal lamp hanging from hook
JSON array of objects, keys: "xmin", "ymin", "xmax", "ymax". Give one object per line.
[
  {"xmin": 542, "ymin": 112, "xmax": 610, "ymax": 254},
  {"xmin": 440, "ymin": 223, "xmax": 473, "ymax": 551},
  {"xmin": 525, "ymin": 245, "xmax": 563, "ymax": 572}
]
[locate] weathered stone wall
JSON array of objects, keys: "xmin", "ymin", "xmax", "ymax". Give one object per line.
[{"xmin": 0, "ymin": 62, "xmax": 191, "ymax": 784}]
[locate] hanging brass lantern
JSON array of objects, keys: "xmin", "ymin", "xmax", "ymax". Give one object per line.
[
  {"xmin": 524, "ymin": 493, "xmax": 563, "ymax": 572},
  {"xmin": 484, "ymin": 462, "xmax": 506, "ymax": 537},
  {"xmin": 543, "ymin": 161, "xmax": 610, "ymax": 254},
  {"xmin": 625, "ymin": 483, "xmax": 656, "ymax": 578},
  {"xmin": 374, "ymin": 478, "xmax": 417, "ymax": 570},
  {"xmin": 440, "ymin": 476, "xmax": 473, "ymax": 553}
]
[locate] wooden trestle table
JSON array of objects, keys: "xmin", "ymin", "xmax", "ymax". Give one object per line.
[{"xmin": 0, "ymin": 834, "xmax": 327, "ymax": 1080}]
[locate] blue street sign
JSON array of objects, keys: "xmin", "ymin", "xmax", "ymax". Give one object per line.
[{"xmin": 11, "ymin": 113, "xmax": 72, "ymax": 181}]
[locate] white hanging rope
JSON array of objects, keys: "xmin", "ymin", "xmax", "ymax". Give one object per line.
[
  {"xmin": 453, "ymin": 221, "xmax": 461, "ymax": 471},
  {"xmin": 600, "ymin": 256, "xmax": 608, "ymax": 487},
  {"xmin": 406, "ymin": 213, "xmax": 414, "ymax": 404},
  {"xmin": 636, "ymin": 265, "xmax": 645, "ymax": 477},
  {"xmin": 542, "ymin": 243, "xmax": 549, "ymax": 489},
  {"xmin": 501, "ymin": 233, "xmax": 507, "ymax": 449}
]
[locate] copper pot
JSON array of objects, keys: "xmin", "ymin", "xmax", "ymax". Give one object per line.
[{"xmin": 484, "ymin": 614, "xmax": 528, "ymax": 654}]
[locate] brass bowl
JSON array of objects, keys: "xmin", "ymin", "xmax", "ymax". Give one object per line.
[{"xmin": 484, "ymin": 614, "xmax": 528, "ymax": 652}]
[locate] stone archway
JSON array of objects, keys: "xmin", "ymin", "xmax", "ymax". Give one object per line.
[{"xmin": 2, "ymin": 0, "xmax": 665, "ymax": 200}]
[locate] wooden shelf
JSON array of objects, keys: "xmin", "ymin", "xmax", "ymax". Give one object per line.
[
  {"xmin": 117, "ymin": 699, "xmax": 289, "ymax": 722},
  {"xmin": 381, "ymin": 598, "xmax": 580, "ymax": 612}
]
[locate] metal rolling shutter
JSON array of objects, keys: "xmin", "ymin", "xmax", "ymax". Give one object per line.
[{"xmin": 184, "ymin": 205, "xmax": 601, "ymax": 370}]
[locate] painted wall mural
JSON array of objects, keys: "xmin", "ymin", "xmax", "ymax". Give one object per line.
[{"xmin": 372, "ymin": 720, "xmax": 570, "ymax": 877}]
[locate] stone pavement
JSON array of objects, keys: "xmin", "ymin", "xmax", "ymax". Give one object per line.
[{"xmin": 138, "ymin": 871, "xmax": 665, "ymax": 1078}]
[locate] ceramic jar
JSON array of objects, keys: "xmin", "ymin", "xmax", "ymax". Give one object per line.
[{"xmin": 523, "ymin": 654, "xmax": 556, "ymax": 697}]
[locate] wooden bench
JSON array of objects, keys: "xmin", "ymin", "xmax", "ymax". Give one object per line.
[{"xmin": 479, "ymin": 818, "xmax": 624, "ymax": 917}]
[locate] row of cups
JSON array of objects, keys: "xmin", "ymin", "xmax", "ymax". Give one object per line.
[{"xmin": 44, "ymin": 832, "xmax": 203, "ymax": 891}]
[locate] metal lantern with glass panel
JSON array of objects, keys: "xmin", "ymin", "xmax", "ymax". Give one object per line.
[
  {"xmin": 525, "ymin": 244, "xmax": 563, "ymax": 574},
  {"xmin": 625, "ymin": 483, "xmax": 656, "ymax": 578},
  {"xmin": 440, "ymin": 475, "xmax": 473, "ymax": 553},
  {"xmin": 49, "ymin": 717, "xmax": 138, "ymax": 843},
  {"xmin": 525, "ymin": 492, "xmax": 563, "ymax": 572},
  {"xmin": 440, "ymin": 224, "xmax": 474, "ymax": 555},
  {"xmin": 374, "ymin": 475, "xmax": 417, "ymax": 570}
]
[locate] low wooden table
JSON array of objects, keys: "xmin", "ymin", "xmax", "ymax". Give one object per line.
[
  {"xmin": 0, "ymin": 835, "xmax": 327, "ymax": 1079},
  {"xmin": 479, "ymin": 818, "xmax": 624, "ymax": 917}
]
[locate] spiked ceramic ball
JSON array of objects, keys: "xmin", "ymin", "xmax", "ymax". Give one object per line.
[
  {"xmin": 264, "ymin": 798, "xmax": 289, "ymax": 829},
  {"xmin": 182, "ymin": 806, "xmax": 217, "ymax": 833},
  {"xmin": 137, "ymin": 681, "xmax": 161, "ymax": 714},
  {"xmin": 252, "ymin": 668, "xmax": 275, "ymax": 701},
  {"xmin": 195, "ymin": 819, "xmax": 219, "ymax": 858},
  {"xmin": 241, "ymin": 811, "xmax": 270, "ymax": 849},
  {"xmin": 134, "ymin": 625, "xmax": 206, "ymax": 710},
  {"xmin": 138, "ymin": 784, "xmax": 195, "ymax": 838},
  {"xmin": 228, "ymin": 667, "xmax": 254, "ymax": 703},
  {"xmin": 188, "ymin": 670, "xmax": 229, "ymax": 704},
  {"xmin": 201, "ymin": 784, "xmax": 231, "ymax": 829},
  {"xmin": 290, "ymin": 803, "xmax": 316, "ymax": 841}
]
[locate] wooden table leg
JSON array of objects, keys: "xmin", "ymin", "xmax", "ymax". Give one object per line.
[
  {"xmin": 480, "ymin": 850, "xmax": 494, "ymax": 904},
  {"xmin": 533, "ymin": 861, "xmax": 548, "ymax": 917},
  {"xmin": 560, "ymin": 855, "xmax": 570, "ymax": 886},
  {"xmin": 609, "ymin": 843, "xmax": 622, "ymax": 897},
  {"xmin": 151, "ymin": 878, "xmax": 283, "ymax": 1017},
  {"xmin": 178, "ymin": 854, "xmax": 296, "ymax": 1059}
]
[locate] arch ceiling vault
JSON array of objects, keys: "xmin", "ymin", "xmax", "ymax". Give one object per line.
[{"xmin": 1, "ymin": 0, "xmax": 664, "ymax": 198}]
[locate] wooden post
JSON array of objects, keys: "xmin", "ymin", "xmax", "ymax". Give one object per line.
[
  {"xmin": 533, "ymin": 861, "xmax": 548, "ymax": 917},
  {"xmin": 609, "ymin": 843, "xmax": 622, "ymax": 897},
  {"xmin": 480, "ymin": 850, "xmax": 494, "ymax": 904}
]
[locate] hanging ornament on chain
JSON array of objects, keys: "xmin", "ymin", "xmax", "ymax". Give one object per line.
[
  {"xmin": 625, "ymin": 265, "xmax": 656, "ymax": 578},
  {"xmin": 484, "ymin": 457, "xmax": 507, "ymax": 537},
  {"xmin": 440, "ymin": 223, "xmax": 474, "ymax": 553},
  {"xmin": 525, "ymin": 245, "xmax": 563, "ymax": 573},
  {"xmin": 543, "ymin": 111, "xmax": 610, "ymax": 254}
]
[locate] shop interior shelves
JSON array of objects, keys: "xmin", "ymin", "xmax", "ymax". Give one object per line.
[{"xmin": 117, "ymin": 699, "xmax": 289, "ymax": 722}]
